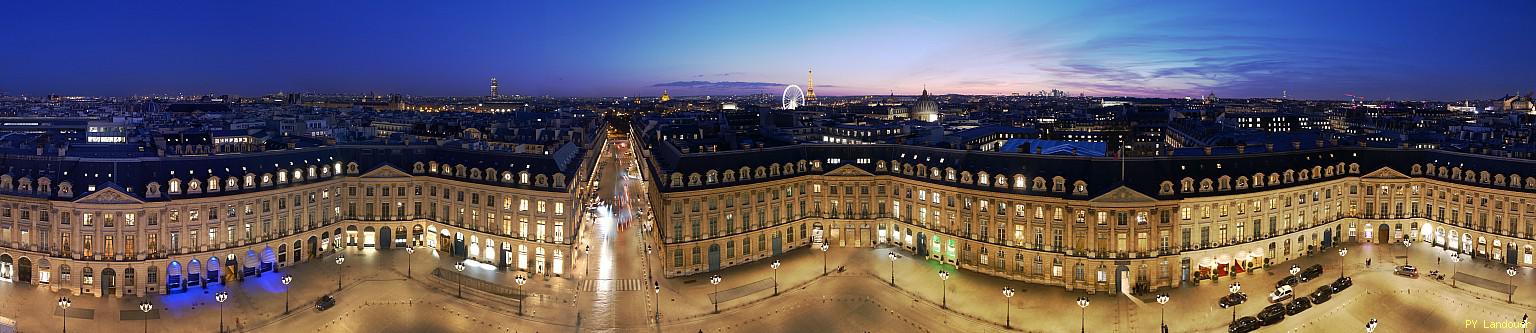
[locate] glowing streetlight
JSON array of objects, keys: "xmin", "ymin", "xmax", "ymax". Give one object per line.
[
  {"xmin": 1339, "ymin": 248, "xmax": 1348, "ymax": 278},
  {"xmin": 215, "ymin": 291, "xmax": 229, "ymax": 333},
  {"xmin": 1450, "ymin": 251, "xmax": 1462, "ymax": 288},
  {"xmin": 281, "ymin": 274, "xmax": 294, "ymax": 314},
  {"xmin": 514, "ymin": 275, "xmax": 527, "ymax": 315},
  {"xmin": 938, "ymin": 270, "xmax": 950, "ymax": 308},
  {"xmin": 819, "ymin": 243, "xmax": 830, "ymax": 275},
  {"xmin": 1155, "ymin": 294, "xmax": 1170, "ymax": 331},
  {"xmin": 1002, "ymin": 287, "xmax": 1016, "ymax": 328},
  {"xmin": 453, "ymin": 262, "xmax": 466, "ymax": 298},
  {"xmin": 1228, "ymin": 282, "xmax": 1242, "ymax": 323},
  {"xmin": 887, "ymin": 252, "xmax": 897, "ymax": 285},
  {"xmin": 335, "ymin": 255, "xmax": 346, "ymax": 291},
  {"xmin": 1365, "ymin": 318, "xmax": 1378, "ymax": 333},
  {"xmin": 1076, "ymin": 296, "xmax": 1090, "ymax": 333},
  {"xmin": 709, "ymin": 274, "xmax": 722, "ymax": 313},
  {"xmin": 58, "ymin": 297, "xmax": 70, "ymax": 333},
  {"xmin": 1508, "ymin": 267, "xmax": 1519, "ymax": 303},
  {"xmin": 653, "ymin": 281, "xmax": 661, "ymax": 325},
  {"xmin": 405, "ymin": 247, "xmax": 415, "ymax": 278},
  {"xmin": 770, "ymin": 260, "xmax": 781, "ymax": 295},
  {"xmin": 138, "ymin": 300, "xmax": 153, "ymax": 333}
]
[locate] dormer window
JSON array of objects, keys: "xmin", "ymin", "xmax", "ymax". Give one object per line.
[{"xmin": 168, "ymin": 179, "xmax": 182, "ymax": 194}]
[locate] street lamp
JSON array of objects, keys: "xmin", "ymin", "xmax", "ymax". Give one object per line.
[
  {"xmin": 215, "ymin": 291, "xmax": 229, "ymax": 333},
  {"xmin": 281, "ymin": 274, "xmax": 294, "ymax": 314},
  {"xmin": 405, "ymin": 247, "xmax": 415, "ymax": 278},
  {"xmin": 335, "ymin": 254, "xmax": 346, "ymax": 292},
  {"xmin": 1290, "ymin": 264, "xmax": 1300, "ymax": 279},
  {"xmin": 938, "ymin": 270, "xmax": 950, "ymax": 308},
  {"xmin": 57, "ymin": 297, "xmax": 69, "ymax": 333},
  {"xmin": 653, "ymin": 281, "xmax": 661, "ymax": 325},
  {"xmin": 138, "ymin": 300, "xmax": 152, "ymax": 333},
  {"xmin": 1075, "ymin": 296, "xmax": 1090, "ymax": 333},
  {"xmin": 1339, "ymin": 248, "xmax": 1348, "ymax": 278},
  {"xmin": 1365, "ymin": 318, "xmax": 1378, "ymax": 333},
  {"xmin": 1002, "ymin": 287, "xmax": 1015, "ymax": 329},
  {"xmin": 514, "ymin": 275, "xmax": 527, "ymax": 315},
  {"xmin": 585, "ymin": 245, "xmax": 592, "ymax": 277},
  {"xmin": 709, "ymin": 274, "xmax": 722, "ymax": 313},
  {"xmin": 887, "ymin": 252, "xmax": 897, "ymax": 285},
  {"xmin": 1450, "ymin": 251, "xmax": 1462, "ymax": 288},
  {"xmin": 1403, "ymin": 239, "xmax": 1412, "ymax": 266},
  {"xmin": 1508, "ymin": 267, "xmax": 1519, "ymax": 303},
  {"xmin": 1155, "ymin": 294, "xmax": 1170, "ymax": 332},
  {"xmin": 820, "ymin": 243, "xmax": 829, "ymax": 275},
  {"xmin": 770, "ymin": 260, "xmax": 781, "ymax": 296},
  {"xmin": 453, "ymin": 262, "xmax": 466, "ymax": 298},
  {"xmin": 1228, "ymin": 282, "xmax": 1242, "ymax": 323}
]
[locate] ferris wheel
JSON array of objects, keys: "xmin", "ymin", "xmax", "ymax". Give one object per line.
[{"xmin": 782, "ymin": 85, "xmax": 805, "ymax": 110}]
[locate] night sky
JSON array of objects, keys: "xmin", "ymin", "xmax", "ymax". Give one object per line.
[{"xmin": 1, "ymin": 0, "xmax": 1532, "ymax": 100}]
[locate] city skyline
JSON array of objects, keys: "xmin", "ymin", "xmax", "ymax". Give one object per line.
[{"xmin": 1, "ymin": 0, "xmax": 1533, "ymax": 100}]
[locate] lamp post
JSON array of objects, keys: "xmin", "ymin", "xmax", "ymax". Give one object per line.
[
  {"xmin": 820, "ymin": 243, "xmax": 829, "ymax": 275},
  {"xmin": 887, "ymin": 252, "xmax": 897, "ymax": 285},
  {"xmin": 1075, "ymin": 296, "xmax": 1090, "ymax": 333},
  {"xmin": 584, "ymin": 245, "xmax": 591, "ymax": 277},
  {"xmin": 514, "ymin": 275, "xmax": 527, "ymax": 315},
  {"xmin": 653, "ymin": 281, "xmax": 661, "ymax": 325},
  {"xmin": 215, "ymin": 291, "xmax": 229, "ymax": 333},
  {"xmin": 453, "ymin": 262, "xmax": 466, "ymax": 298},
  {"xmin": 938, "ymin": 270, "xmax": 950, "ymax": 308},
  {"xmin": 1508, "ymin": 267, "xmax": 1519, "ymax": 303},
  {"xmin": 1002, "ymin": 287, "xmax": 1015, "ymax": 329},
  {"xmin": 335, "ymin": 254, "xmax": 346, "ymax": 292},
  {"xmin": 1339, "ymin": 248, "xmax": 1348, "ymax": 278},
  {"xmin": 1228, "ymin": 282, "xmax": 1242, "ymax": 323},
  {"xmin": 1365, "ymin": 318, "xmax": 1378, "ymax": 333},
  {"xmin": 281, "ymin": 274, "xmax": 294, "ymax": 314},
  {"xmin": 1290, "ymin": 264, "xmax": 1301, "ymax": 280},
  {"xmin": 770, "ymin": 260, "xmax": 781, "ymax": 295},
  {"xmin": 709, "ymin": 274, "xmax": 722, "ymax": 313},
  {"xmin": 138, "ymin": 300, "xmax": 152, "ymax": 333},
  {"xmin": 1519, "ymin": 314, "xmax": 1527, "ymax": 333},
  {"xmin": 1155, "ymin": 294, "xmax": 1170, "ymax": 332},
  {"xmin": 405, "ymin": 247, "xmax": 415, "ymax": 278},
  {"xmin": 1450, "ymin": 252, "xmax": 1462, "ymax": 287},
  {"xmin": 57, "ymin": 297, "xmax": 69, "ymax": 333}
]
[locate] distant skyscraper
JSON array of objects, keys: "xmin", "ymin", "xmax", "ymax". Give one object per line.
[
  {"xmin": 806, "ymin": 70, "xmax": 816, "ymax": 104},
  {"xmin": 490, "ymin": 77, "xmax": 500, "ymax": 97}
]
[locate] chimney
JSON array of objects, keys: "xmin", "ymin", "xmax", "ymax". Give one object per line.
[
  {"xmin": 1315, "ymin": 139, "xmax": 1324, "ymax": 148},
  {"xmin": 1265, "ymin": 143, "xmax": 1275, "ymax": 152},
  {"xmin": 1292, "ymin": 141, "xmax": 1301, "ymax": 150},
  {"xmin": 1236, "ymin": 145, "xmax": 1246, "ymax": 154},
  {"xmin": 1203, "ymin": 147, "xmax": 1213, "ymax": 155},
  {"xmin": 1359, "ymin": 141, "xmax": 1368, "ymax": 147},
  {"xmin": 1330, "ymin": 138, "xmax": 1340, "ymax": 146}
]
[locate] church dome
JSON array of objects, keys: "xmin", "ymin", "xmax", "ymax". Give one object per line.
[{"xmin": 912, "ymin": 89, "xmax": 939, "ymax": 122}]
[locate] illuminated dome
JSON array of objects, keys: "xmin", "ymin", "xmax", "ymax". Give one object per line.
[{"xmin": 912, "ymin": 88, "xmax": 939, "ymax": 122}]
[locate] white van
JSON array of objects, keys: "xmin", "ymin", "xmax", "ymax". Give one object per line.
[{"xmin": 1268, "ymin": 285, "xmax": 1295, "ymax": 303}]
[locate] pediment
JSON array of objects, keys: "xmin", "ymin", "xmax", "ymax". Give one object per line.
[
  {"xmin": 73, "ymin": 187, "xmax": 144, "ymax": 204},
  {"xmin": 824, "ymin": 164, "xmax": 874, "ymax": 177},
  {"xmin": 360, "ymin": 165, "xmax": 411, "ymax": 178},
  {"xmin": 1089, "ymin": 186, "xmax": 1157, "ymax": 203},
  {"xmin": 1362, "ymin": 167, "xmax": 1409, "ymax": 179}
]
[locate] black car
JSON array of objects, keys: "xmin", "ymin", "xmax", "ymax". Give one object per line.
[
  {"xmin": 1219, "ymin": 292, "xmax": 1249, "ymax": 308},
  {"xmin": 1276, "ymin": 275, "xmax": 1300, "ymax": 289},
  {"xmin": 1299, "ymin": 264, "xmax": 1323, "ymax": 282},
  {"xmin": 1286, "ymin": 296, "xmax": 1312, "ymax": 314},
  {"xmin": 1229, "ymin": 316, "xmax": 1262, "ymax": 333},
  {"xmin": 1257, "ymin": 303, "xmax": 1287, "ymax": 325},
  {"xmin": 1311, "ymin": 285, "xmax": 1333, "ymax": 303},
  {"xmin": 315, "ymin": 295, "xmax": 336, "ymax": 311},
  {"xmin": 1331, "ymin": 276, "xmax": 1353, "ymax": 291}
]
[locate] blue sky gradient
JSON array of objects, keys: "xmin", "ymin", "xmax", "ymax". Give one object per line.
[{"xmin": 1, "ymin": 0, "xmax": 1531, "ymax": 99}]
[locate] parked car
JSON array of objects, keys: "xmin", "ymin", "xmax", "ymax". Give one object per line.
[
  {"xmin": 315, "ymin": 295, "xmax": 336, "ymax": 311},
  {"xmin": 1311, "ymin": 285, "xmax": 1333, "ymax": 303},
  {"xmin": 1268, "ymin": 285, "xmax": 1295, "ymax": 303},
  {"xmin": 1276, "ymin": 275, "xmax": 1300, "ymax": 289},
  {"xmin": 1299, "ymin": 264, "xmax": 1324, "ymax": 282},
  {"xmin": 1229, "ymin": 316, "xmax": 1262, "ymax": 333},
  {"xmin": 1258, "ymin": 303, "xmax": 1288, "ymax": 325},
  {"xmin": 1332, "ymin": 276, "xmax": 1353, "ymax": 291},
  {"xmin": 1394, "ymin": 265, "xmax": 1420, "ymax": 278},
  {"xmin": 1219, "ymin": 292, "xmax": 1249, "ymax": 308},
  {"xmin": 1286, "ymin": 296, "xmax": 1313, "ymax": 314}
]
